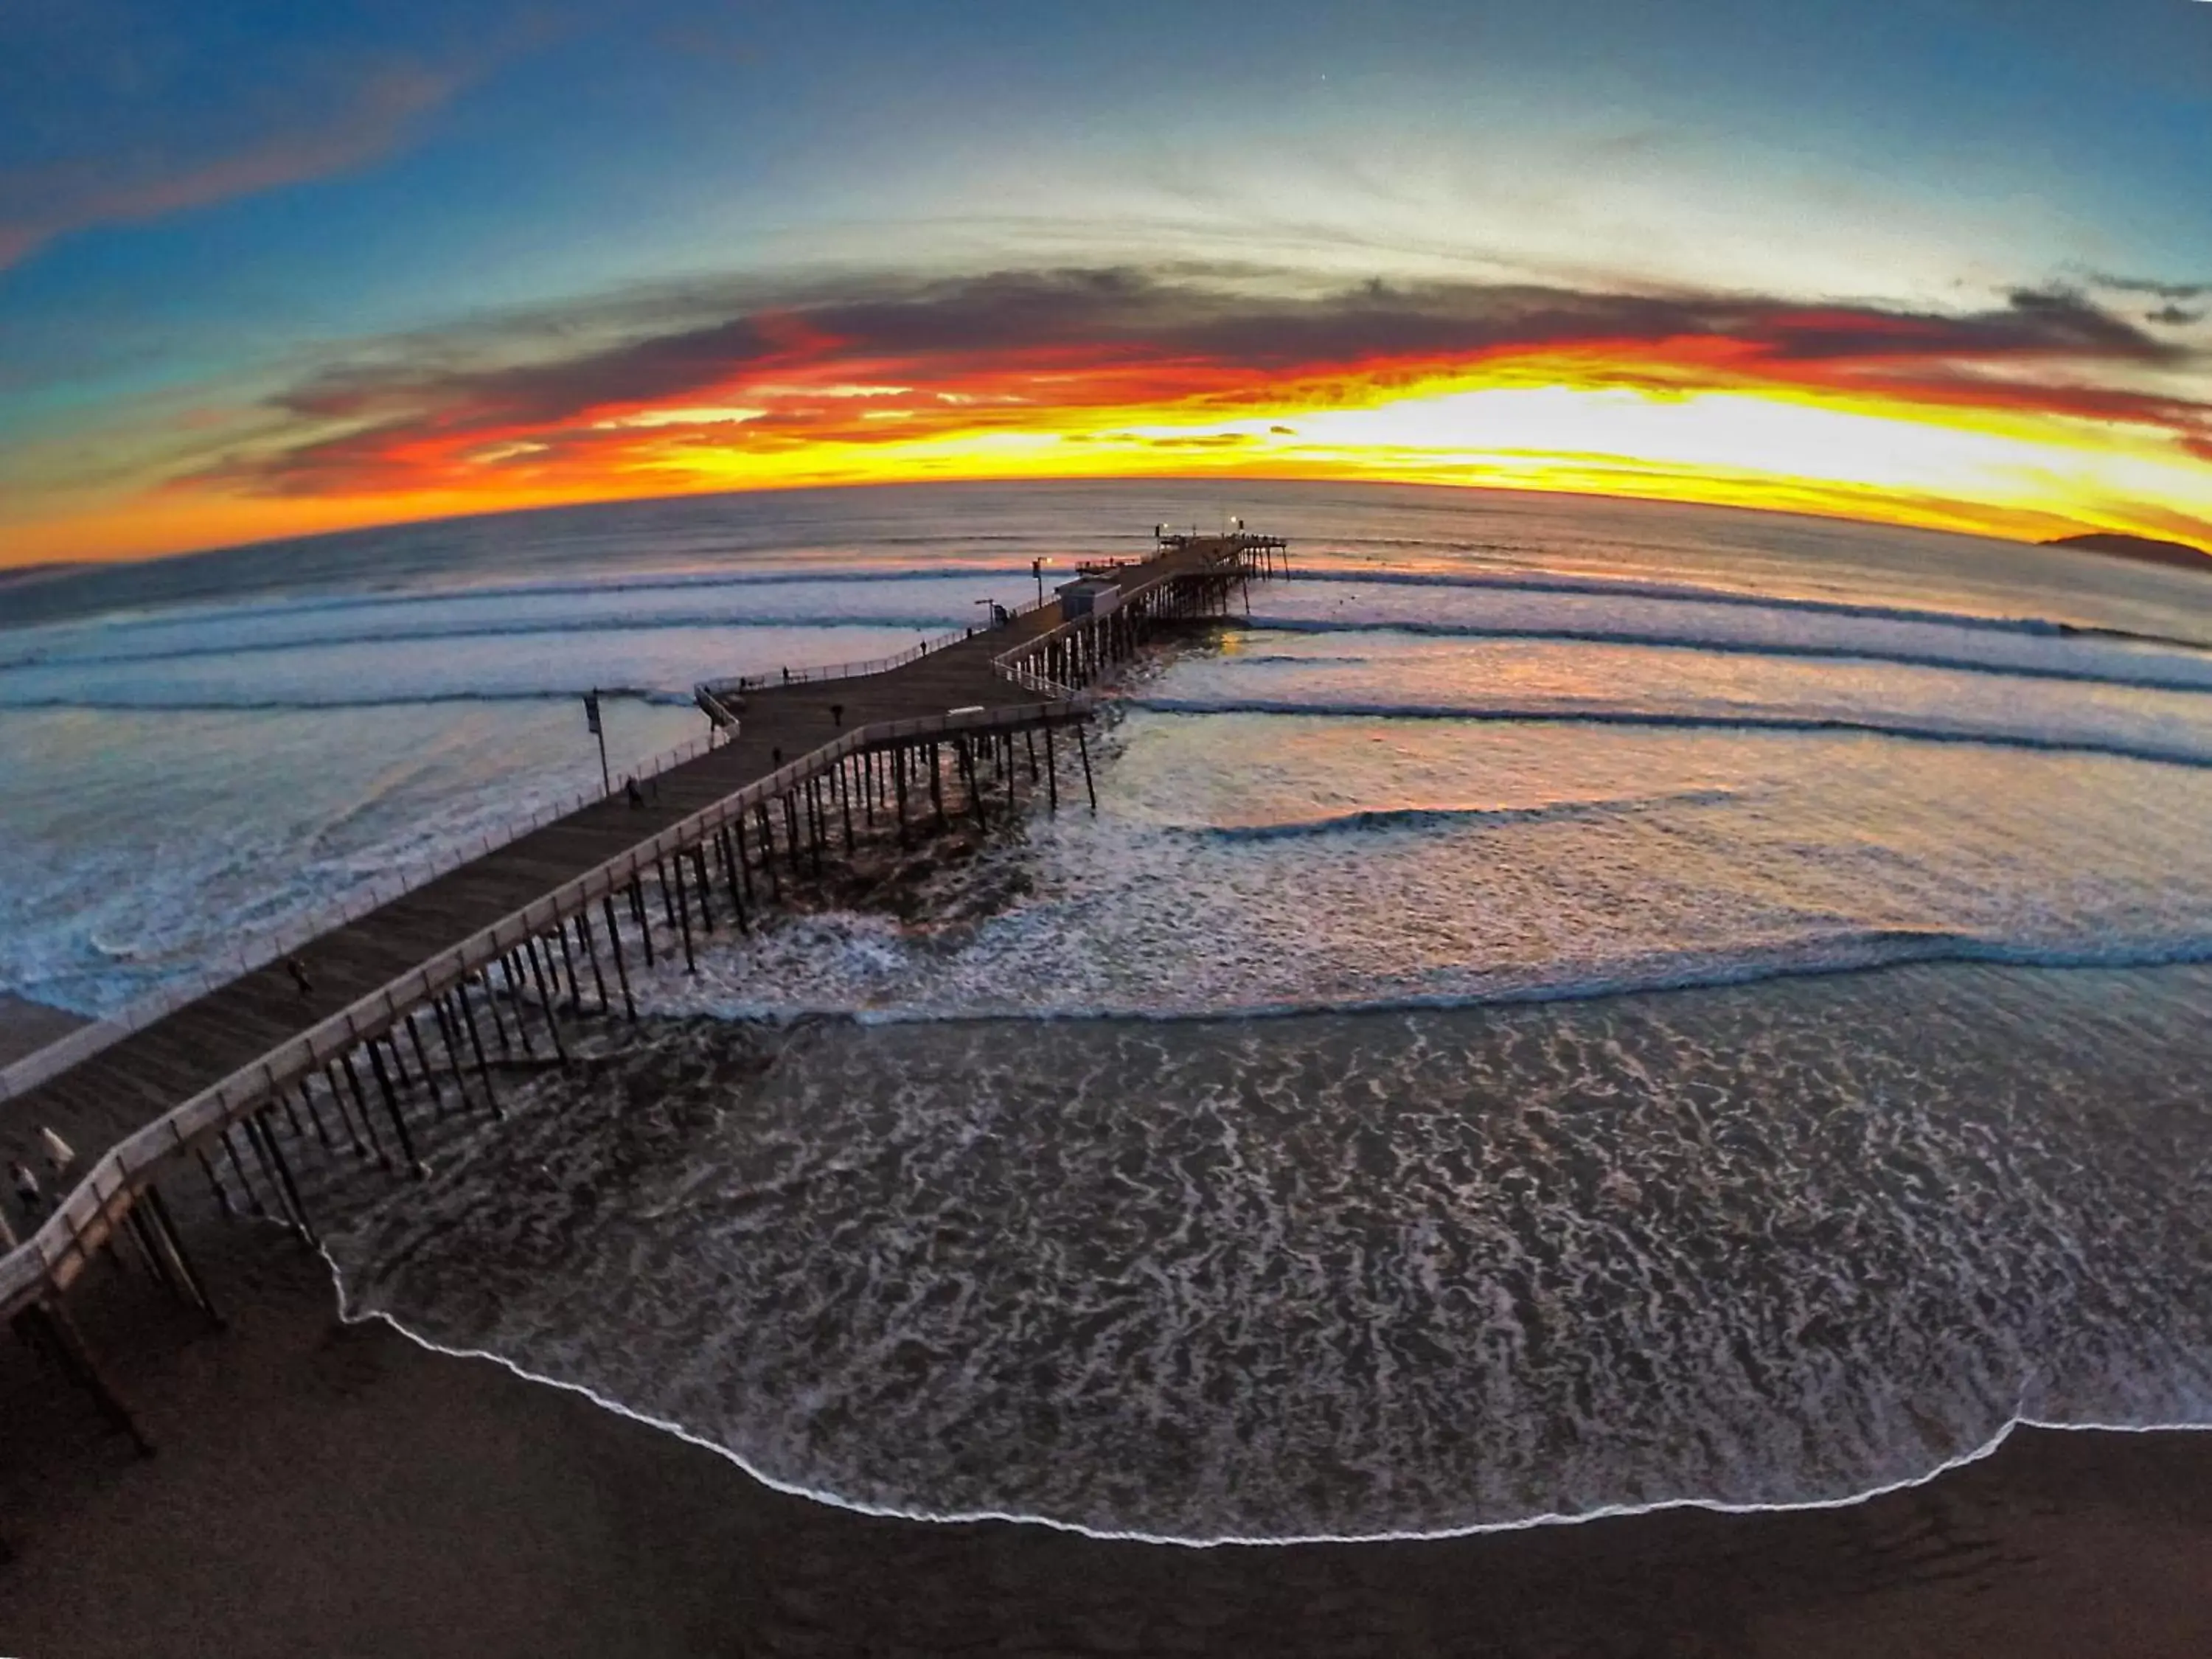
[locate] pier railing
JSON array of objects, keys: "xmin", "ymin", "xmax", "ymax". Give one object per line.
[
  {"xmin": 0, "ymin": 724, "xmax": 729, "ymax": 1106},
  {"xmin": 1, "ymin": 529, "xmax": 1284, "ymax": 1326},
  {"xmin": 990, "ymin": 548, "xmax": 1255, "ymax": 698},
  {"xmin": 0, "ymin": 698, "xmax": 1091, "ymax": 1324},
  {"xmin": 699, "ymin": 586, "xmax": 1063, "ymax": 699}
]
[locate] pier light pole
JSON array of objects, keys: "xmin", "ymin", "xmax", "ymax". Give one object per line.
[{"xmin": 582, "ymin": 689, "xmax": 611, "ymax": 795}]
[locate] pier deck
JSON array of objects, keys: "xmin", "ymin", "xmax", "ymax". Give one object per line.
[{"xmin": 0, "ymin": 535, "xmax": 1281, "ymax": 1329}]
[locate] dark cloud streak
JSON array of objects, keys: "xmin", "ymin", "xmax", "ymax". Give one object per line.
[{"xmin": 198, "ymin": 264, "xmax": 2211, "ymax": 496}]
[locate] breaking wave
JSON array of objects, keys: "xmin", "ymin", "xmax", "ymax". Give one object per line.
[{"xmin": 1130, "ymin": 698, "xmax": 2212, "ymax": 770}]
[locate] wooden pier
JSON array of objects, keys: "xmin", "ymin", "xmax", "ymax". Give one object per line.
[{"xmin": 0, "ymin": 532, "xmax": 1283, "ymax": 1450}]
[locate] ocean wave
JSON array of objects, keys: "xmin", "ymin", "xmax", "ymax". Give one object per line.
[
  {"xmin": 1237, "ymin": 617, "xmax": 2212, "ymax": 694},
  {"xmin": 1285, "ymin": 566, "xmax": 2212, "ymax": 650},
  {"xmin": 0, "ymin": 685, "xmax": 700, "ymax": 714},
  {"xmin": 1130, "ymin": 698, "xmax": 2212, "ymax": 770},
  {"xmin": 672, "ymin": 929, "xmax": 2212, "ymax": 1030},
  {"xmin": 312, "ymin": 953, "xmax": 2212, "ymax": 1542},
  {"xmin": 0, "ymin": 613, "xmax": 956, "ymax": 674},
  {"xmin": 1179, "ymin": 790, "xmax": 1743, "ymax": 841}
]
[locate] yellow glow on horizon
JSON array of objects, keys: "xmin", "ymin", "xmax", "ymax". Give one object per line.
[{"xmin": 8, "ymin": 361, "xmax": 2210, "ymax": 566}]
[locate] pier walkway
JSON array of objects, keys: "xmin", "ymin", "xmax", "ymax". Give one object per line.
[{"xmin": 0, "ymin": 535, "xmax": 1284, "ymax": 1363}]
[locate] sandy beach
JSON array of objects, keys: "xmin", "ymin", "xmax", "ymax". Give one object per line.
[{"xmin": 2, "ymin": 1217, "xmax": 2208, "ymax": 1658}]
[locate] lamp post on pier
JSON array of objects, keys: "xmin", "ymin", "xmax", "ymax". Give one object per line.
[{"xmin": 582, "ymin": 689, "xmax": 611, "ymax": 795}]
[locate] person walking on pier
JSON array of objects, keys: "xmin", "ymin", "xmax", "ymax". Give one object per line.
[
  {"xmin": 285, "ymin": 955, "xmax": 313, "ymax": 996},
  {"xmin": 40, "ymin": 1127, "xmax": 74, "ymax": 1186},
  {"xmin": 10, "ymin": 1159, "xmax": 44, "ymax": 1227},
  {"xmin": 625, "ymin": 776, "xmax": 646, "ymax": 809}
]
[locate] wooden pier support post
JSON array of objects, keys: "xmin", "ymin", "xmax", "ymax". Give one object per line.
[
  {"xmin": 524, "ymin": 938, "xmax": 570, "ymax": 1062},
  {"xmin": 782, "ymin": 792, "xmax": 804, "ymax": 876},
  {"xmin": 755, "ymin": 804, "xmax": 783, "ymax": 896},
  {"xmin": 628, "ymin": 879, "xmax": 656, "ymax": 967},
  {"xmin": 431, "ymin": 1000, "xmax": 479, "ymax": 1113},
  {"xmin": 480, "ymin": 966, "xmax": 516, "ymax": 1057},
  {"xmin": 959, "ymin": 738, "xmax": 988, "ymax": 830},
  {"xmin": 237, "ymin": 1113, "xmax": 291, "ymax": 1231},
  {"xmin": 247, "ymin": 1110, "xmax": 316, "ymax": 1244},
  {"xmin": 324, "ymin": 1061, "xmax": 371, "ymax": 1158},
  {"xmin": 928, "ymin": 742, "xmax": 946, "ymax": 830},
  {"xmin": 655, "ymin": 858, "xmax": 681, "ymax": 936},
  {"xmin": 145, "ymin": 1184, "xmax": 223, "ymax": 1330},
  {"xmin": 689, "ymin": 846, "xmax": 715, "ymax": 935},
  {"xmin": 341, "ymin": 1052, "xmax": 392, "ymax": 1169},
  {"xmin": 1044, "ymin": 721, "xmax": 1060, "ymax": 813},
  {"xmin": 403, "ymin": 1012, "xmax": 447, "ymax": 1119},
  {"xmin": 717, "ymin": 830, "xmax": 750, "ymax": 933},
  {"xmin": 733, "ymin": 818, "xmax": 756, "ymax": 902},
  {"xmin": 453, "ymin": 990, "xmax": 504, "ymax": 1119},
  {"xmin": 501, "ymin": 955, "xmax": 540, "ymax": 1059},
  {"xmin": 554, "ymin": 919, "xmax": 583, "ymax": 1012},
  {"xmin": 297, "ymin": 1080, "xmax": 335, "ymax": 1151},
  {"xmin": 577, "ymin": 907, "xmax": 614, "ymax": 1010},
  {"xmin": 601, "ymin": 894, "xmax": 638, "ymax": 1020},
  {"xmin": 197, "ymin": 1146, "xmax": 232, "ymax": 1216},
  {"xmin": 378, "ymin": 1032, "xmax": 415, "ymax": 1096},
  {"xmin": 670, "ymin": 852, "xmax": 698, "ymax": 973},
  {"xmin": 220, "ymin": 1127, "xmax": 267, "ymax": 1218},
  {"xmin": 894, "ymin": 746, "xmax": 911, "ymax": 846},
  {"xmin": 1077, "ymin": 723, "xmax": 1099, "ymax": 813},
  {"xmin": 364, "ymin": 1042, "xmax": 427, "ymax": 1178},
  {"xmin": 123, "ymin": 1206, "xmax": 181, "ymax": 1300}
]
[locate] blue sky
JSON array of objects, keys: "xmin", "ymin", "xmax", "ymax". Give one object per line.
[{"xmin": 2, "ymin": 0, "xmax": 2208, "ymax": 560}]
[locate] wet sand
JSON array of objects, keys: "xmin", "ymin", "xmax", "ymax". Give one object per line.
[{"xmin": 2, "ymin": 1220, "xmax": 2209, "ymax": 1658}]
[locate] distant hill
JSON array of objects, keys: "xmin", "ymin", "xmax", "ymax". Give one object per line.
[{"xmin": 2043, "ymin": 532, "xmax": 2211, "ymax": 574}]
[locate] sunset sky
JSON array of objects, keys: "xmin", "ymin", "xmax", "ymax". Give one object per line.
[{"xmin": 3, "ymin": 0, "xmax": 2209, "ymax": 567}]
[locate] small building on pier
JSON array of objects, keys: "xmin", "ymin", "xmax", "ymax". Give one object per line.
[{"xmin": 1056, "ymin": 577, "xmax": 1122, "ymax": 620}]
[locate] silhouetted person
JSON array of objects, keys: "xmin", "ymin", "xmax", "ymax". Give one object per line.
[
  {"xmin": 285, "ymin": 956, "xmax": 313, "ymax": 996},
  {"xmin": 10, "ymin": 1160, "xmax": 44, "ymax": 1226},
  {"xmin": 625, "ymin": 776, "xmax": 646, "ymax": 809},
  {"xmin": 40, "ymin": 1127, "xmax": 74, "ymax": 1186},
  {"xmin": 830, "ymin": 703, "xmax": 844, "ymax": 727}
]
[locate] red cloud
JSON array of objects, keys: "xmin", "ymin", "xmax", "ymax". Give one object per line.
[{"xmin": 186, "ymin": 267, "xmax": 2212, "ymax": 500}]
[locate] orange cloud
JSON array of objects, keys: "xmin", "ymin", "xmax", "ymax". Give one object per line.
[{"xmin": 16, "ymin": 266, "xmax": 2212, "ymax": 562}]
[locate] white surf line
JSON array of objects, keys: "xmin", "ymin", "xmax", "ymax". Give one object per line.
[
  {"xmin": 650, "ymin": 936, "xmax": 2212, "ymax": 1031},
  {"xmin": 309, "ymin": 1242, "xmax": 2212, "ymax": 1552}
]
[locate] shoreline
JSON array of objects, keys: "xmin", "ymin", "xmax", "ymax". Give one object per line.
[
  {"xmin": 4, "ymin": 1221, "xmax": 2210, "ymax": 1657},
  {"xmin": 340, "ymin": 1259, "xmax": 2212, "ymax": 1550}
]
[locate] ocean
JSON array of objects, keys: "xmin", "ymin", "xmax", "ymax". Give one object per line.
[{"xmin": 5, "ymin": 477, "xmax": 2211, "ymax": 1541}]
